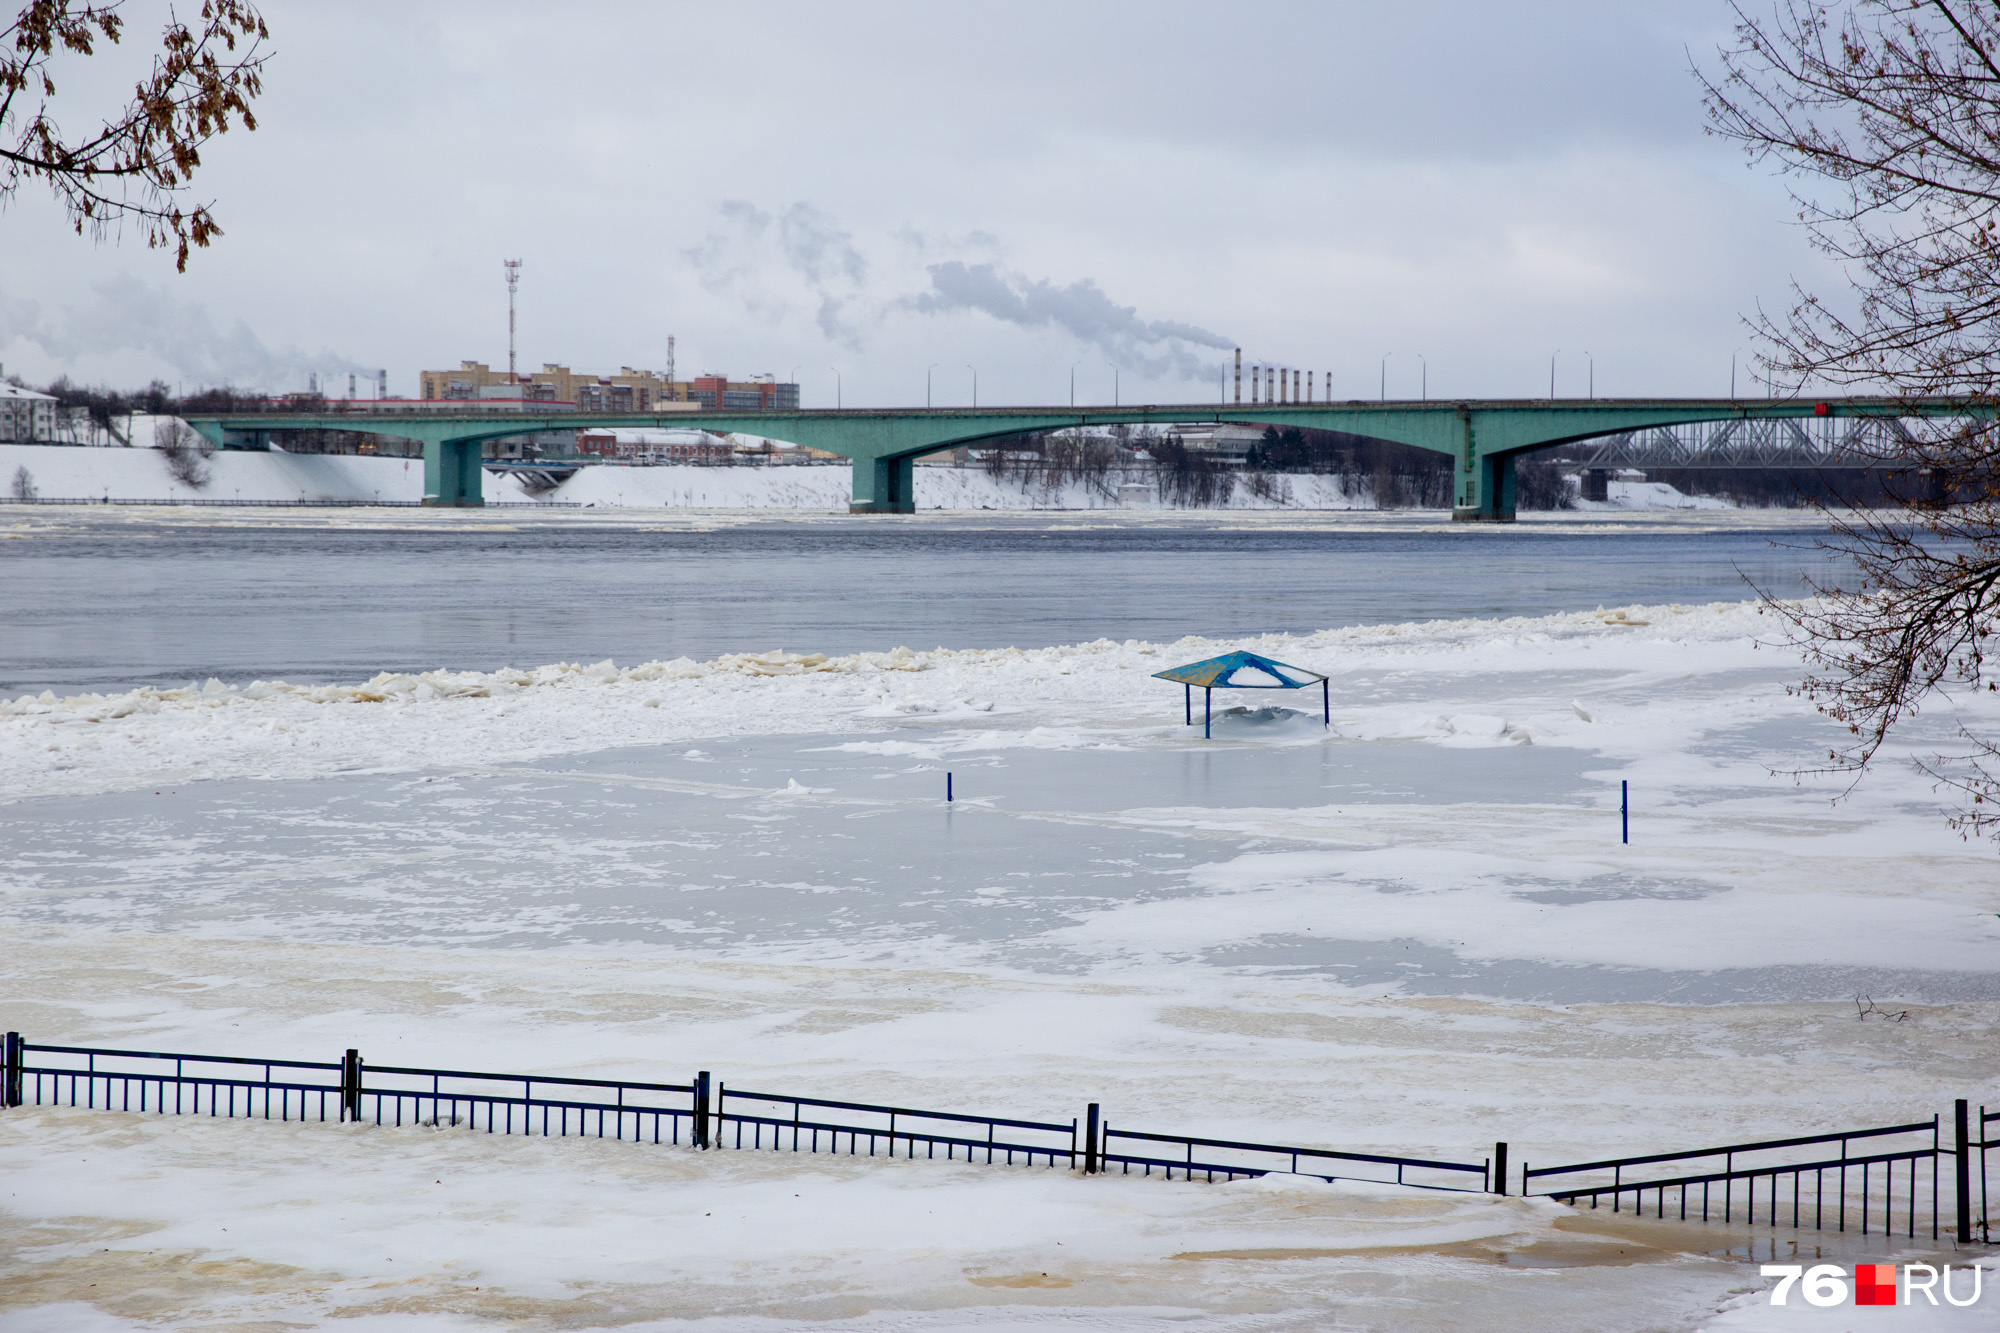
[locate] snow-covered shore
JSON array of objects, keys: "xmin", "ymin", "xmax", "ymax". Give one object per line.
[{"xmin": 1, "ymin": 442, "xmax": 1724, "ymax": 510}]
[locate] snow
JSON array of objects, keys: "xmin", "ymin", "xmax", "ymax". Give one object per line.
[
  {"xmin": 2, "ymin": 442, "xmax": 1730, "ymax": 510},
  {"xmin": 3, "ymin": 595, "xmax": 1998, "ymax": 1330}
]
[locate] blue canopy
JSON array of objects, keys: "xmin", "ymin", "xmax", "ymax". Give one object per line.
[
  {"xmin": 1153, "ymin": 651, "xmax": 1330, "ymax": 738},
  {"xmin": 1151, "ymin": 651, "xmax": 1326, "ymax": 690}
]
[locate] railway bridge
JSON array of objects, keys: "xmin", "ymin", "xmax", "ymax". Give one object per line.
[{"xmin": 182, "ymin": 397, "xmax": 1975, "ymax": 521}]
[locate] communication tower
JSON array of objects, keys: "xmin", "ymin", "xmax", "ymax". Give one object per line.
[{"xmin": 504, "ymin": 258, "xmax": 523, "ymax": 382}]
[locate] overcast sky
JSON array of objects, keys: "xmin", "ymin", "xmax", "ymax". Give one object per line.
[{"xmin": 0, "ymin": 1, "xmax": 1836, "ymax": 407}]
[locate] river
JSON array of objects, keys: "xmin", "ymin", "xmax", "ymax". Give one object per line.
[{"xmin": 0, "ymin": 507, "xmax": 1840, "ymax": 695}]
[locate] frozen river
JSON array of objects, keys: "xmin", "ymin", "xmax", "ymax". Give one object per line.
[
  {"xmin": 0, "ymin": 506, "xmax": 1841, "ymax": 694},
  {"xmin": 2, "ymin": 508, "xmax": 1994, "ymax": 1333}
]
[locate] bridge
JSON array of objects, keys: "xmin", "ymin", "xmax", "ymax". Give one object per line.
[{"xmin": 183, "ymin": 396, "xmax": 1968, "ymax": 521}]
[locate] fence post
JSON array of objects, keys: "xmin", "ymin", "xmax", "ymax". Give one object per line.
[
  {"xmin": 340, "ymin": 1049, "xmax": 362, "ymax": 1122},
  {"xmin": 693, "ymin": 1071, "xmax": 710, "ymax": 1150},
  {"xmin": 2, "ymin": 1032, "xmax": 20, "ymax": 1109},
  {"xmin": 1493, "ymin": 1141, "xmax": 1508, "ymax": 1195},
  {"xmin": 1956, "ymin": 1098, "xmax": 1972, "ymax": 1246},
  {"xmin": 1084, "ymin": 1103, "xmax": 1099, "ymax": 1174}
]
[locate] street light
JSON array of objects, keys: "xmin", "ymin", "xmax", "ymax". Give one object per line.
[
  {"xmin": 1071, "ymin": 361, "xmax": 1082, "ymax": 407},
  {"xmin": 830, "ymin": 366, "xmax": 841, "ymax": 410},
  {"xmin": 1107, "ymin": 362, "xmax": 1119, "ymax": 407},
  {"xmin": 966, "ymin": 364, "xmax": 977, "ymax": 408},
  {"xmin": 1732, "ymin": 349, "xmax": 1741, "ymax": 399},
  {"xmin": 1584, "ymin": 350, "xmax": 1594, "ymax": 399},
  {"xmin": 927, "ymin": 363, "xmax": 938, "ymax": 408},
  {"xmin": 1549, "ymin": 350, "xmax": 1560, "ymax": 399},
  {"xmin": 1380, "ymin": 352, "xmax": 1393, "ymax": 402},
  {"xmin": 1416, "ymin": 354, "xmax": 1427, "ymax": 401}
]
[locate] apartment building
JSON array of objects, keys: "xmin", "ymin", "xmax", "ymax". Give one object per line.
[{"xmin": 0, "ymin": 384, "xmax": 57, "ymax": 442}]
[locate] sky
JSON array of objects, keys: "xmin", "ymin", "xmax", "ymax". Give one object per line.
[{"xmin": 0, "ymin": 1, "xmax": 1840, "ymax": 408}]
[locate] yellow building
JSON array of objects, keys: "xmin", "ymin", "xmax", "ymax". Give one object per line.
[{"xmin": 418, "ymin": 362, "xmax": 799, "ymax": 412}]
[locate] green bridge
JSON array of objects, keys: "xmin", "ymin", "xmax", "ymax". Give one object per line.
[{"xmin": 184, "ymin": 397, "xmax": 1948, "ymax": 521}]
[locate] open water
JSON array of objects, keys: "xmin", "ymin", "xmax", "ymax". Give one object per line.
[{"xmin": 0, "ymin": 512, "xmax": 1839, "ymax": 695}]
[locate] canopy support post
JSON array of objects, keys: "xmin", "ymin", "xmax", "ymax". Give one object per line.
[
  {"xmin": 1323, "ymin": 678, "xmax": 1329, "ymax": 727},
  {"xmin": 1185, "ymin": 683, "xmax": 1191, "ymax": 726},
  {"xmin": 1204, "ymin": 687, "xmax": 1211, "ymax": 739}
]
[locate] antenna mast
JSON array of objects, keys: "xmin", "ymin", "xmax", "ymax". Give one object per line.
[{"xmin": 503, "ymin": 258, "xmax": 523, "ymax": 382}]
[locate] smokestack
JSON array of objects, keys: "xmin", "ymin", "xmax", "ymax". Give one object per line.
[
  {"xmin": 1234, "ymin": 349, "xmax": 1241, "ymax": 404},
  {"xmin": 1308, "ymin": 370, "xmax": 1314, "ymax": 403},
  {"xmin": 1252, "ymin": 365, "xmax": 1260, "ymax": 403},
  {"xmin": 1294, "ymin": 369, "xmax": 1301, "ymax": 403}
]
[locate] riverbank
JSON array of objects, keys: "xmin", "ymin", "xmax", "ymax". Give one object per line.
[{"xmin": 1, "ymin": 443, "xmax": 1731, "ymax": 511}]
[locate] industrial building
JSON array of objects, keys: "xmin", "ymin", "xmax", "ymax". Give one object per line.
[{"xmin": 418, "ymin": 362, "xmax": 799, "ymax": 412}]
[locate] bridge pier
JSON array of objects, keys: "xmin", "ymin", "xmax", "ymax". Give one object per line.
[
  {"xmin": 1453, "ymin": 451, "xmax": 1516, "ymax": 522},
  {"xmin": 849, "ymin": 455, "xmax": 915, "ymax": 514},
  {"xmin": 423, "ymin": 439, "xmax": 486, "ymax": 507}
]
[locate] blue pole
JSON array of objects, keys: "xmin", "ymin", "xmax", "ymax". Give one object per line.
[
  {"xmin": 1621, "ymin": 780, "xmax": 1628, "ymax": 844},
  {"xmin": 1205, "ymin": 687, "xmax": 1211, "ymax": 740},
  {"xmin": 1185, "ymin": 683, "xmax": 1191, "ymax": 726},
  {"xmin": 947, "ymin": 772, "xmax": 953, "ymax": 803}
]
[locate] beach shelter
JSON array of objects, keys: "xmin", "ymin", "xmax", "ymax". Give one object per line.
[{"xmin": 1152, "ymin": 651, "xmax": 1329, "ymax": 739}]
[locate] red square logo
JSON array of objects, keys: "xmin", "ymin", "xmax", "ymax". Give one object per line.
[{"xmin": 1854, "ymin": 1264, "xmax": 1897, "ymax": 1306}]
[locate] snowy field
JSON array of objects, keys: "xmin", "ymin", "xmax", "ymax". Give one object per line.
[{"xmin": 3, "ymin": 590, "xmax": 1999, "ymax": 1329}]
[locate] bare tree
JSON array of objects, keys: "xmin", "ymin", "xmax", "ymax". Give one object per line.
[
  {"xmin": 9, "ymin": 463, "xmax": 35, "ymax": 499},
  {"xmin": 2, "ymin": 1, "xmax": 268, "ymax": 271},
  {"xmin": 1702, "ymin": 1, "xmax": 2000, "ymax": 836},
  {"xmin": 155, "ymin": 416, "xmax": 211, "ymax": 487}
]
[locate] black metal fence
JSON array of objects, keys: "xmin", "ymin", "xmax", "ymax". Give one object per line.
[
  {"xmin": 1524, "ymin": 1117, "xmax": 1948, "ymax": 1240},
  {"xmin": 1, "ymin": 1033, "xmax": 1992, "ymax": 1243},
  {"xmin": 717, "ymin": 1085, "xmax": 1077, "ymax": 1167},
  {"xmin": 1096, "ymin": 1116, "xmax": 1492, "ymax": 1192},
  {"xmin": 1976, "ymin": 1103, "xmax": 2000, "ymax": 1244}
]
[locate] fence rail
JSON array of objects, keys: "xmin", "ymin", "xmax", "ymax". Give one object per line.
[
  {"xmin": 717, "ymin": 1085, "xmax": 1076, "ymax": 1167},
  {"xmin": 1097, "ymin": 1121, "xmax": 1491, "ymax": 1192},
  {"xmin": 1, "ymin": 1034, "xmax": 1992, "ymax": 1243}
]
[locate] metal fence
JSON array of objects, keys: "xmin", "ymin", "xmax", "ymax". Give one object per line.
[
  {"xmin": 1094, "ymin": 1111, "xmax": 1492, "ymax": 1192},
  {"xmin": 1525, "ymin": 1117, "xmax": 1945, "ymax": 1239},
  {"xmin": 716, "ymin": 1085, "xmax": 1077, "ymax": 1167},
  {"xmin": 0, "ymin": 498, "xmax": 578, "ymax": 508},
  {"xmin": 1976, "ymin": 1104, "xmax": 2000, "ymax": 1244},
  {"xmin": 2, "ymin": 1034, "xmax": 1993, "ymax": 1243}
]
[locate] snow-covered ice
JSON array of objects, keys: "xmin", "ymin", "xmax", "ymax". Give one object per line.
[{"xmin": 3, "ymin": 597, "xmax": 1998, "ymax": 1330}]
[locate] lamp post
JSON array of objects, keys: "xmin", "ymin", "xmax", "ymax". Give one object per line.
[
  {"xmin": 1107, "ymin": 362, "xmax": 1118, "ymax": 407},
  {"xmin": 1584, "ymin": 350, "xmax": 1594, "ymax": 399},
  {"xmin": 1416, "ymin": 354, "xmax": 1427, "ymax": 401},
  {"xmin": 830, "ymin": 367, "xmax": 841, "ymax": 410},
  {"xmin": 1731, "ymin": 350, "xmax": 1739, "ymax": 399},
  {"xmin": 1380, "ymin": 352, "xmax": 1393, "ymax": 402},
  {"xmin": 1549, "ymin": 351, "xmax": 1560, "ymax": 399},
  {"xmin": 966, "ymin": 364, "xmax": 977, "ymax": 408},
  {"xmin": 927, "ymin": 363, "xmax": 938, "ymax": 408},
  {"xmin": 1071, "ymin": 361, "xmax": 1082, "ymax": 407}
]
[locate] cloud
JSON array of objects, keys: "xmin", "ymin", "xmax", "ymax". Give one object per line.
[
  {"xmin": 0, "ymin": 276, "xmax": 367, "ymax": 389},
  {"xmin": 902, "ymin": 261, "xmax": 1233, "ymax": 380}
]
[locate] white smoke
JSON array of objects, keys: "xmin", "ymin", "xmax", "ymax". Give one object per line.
[
  {"xmin": 902, "ymin": 261, "xmax": 1233, "ymax": 380},
  {"xmin": 0, "ymin": 275, "xmax": 369, "ymax": 390}
]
